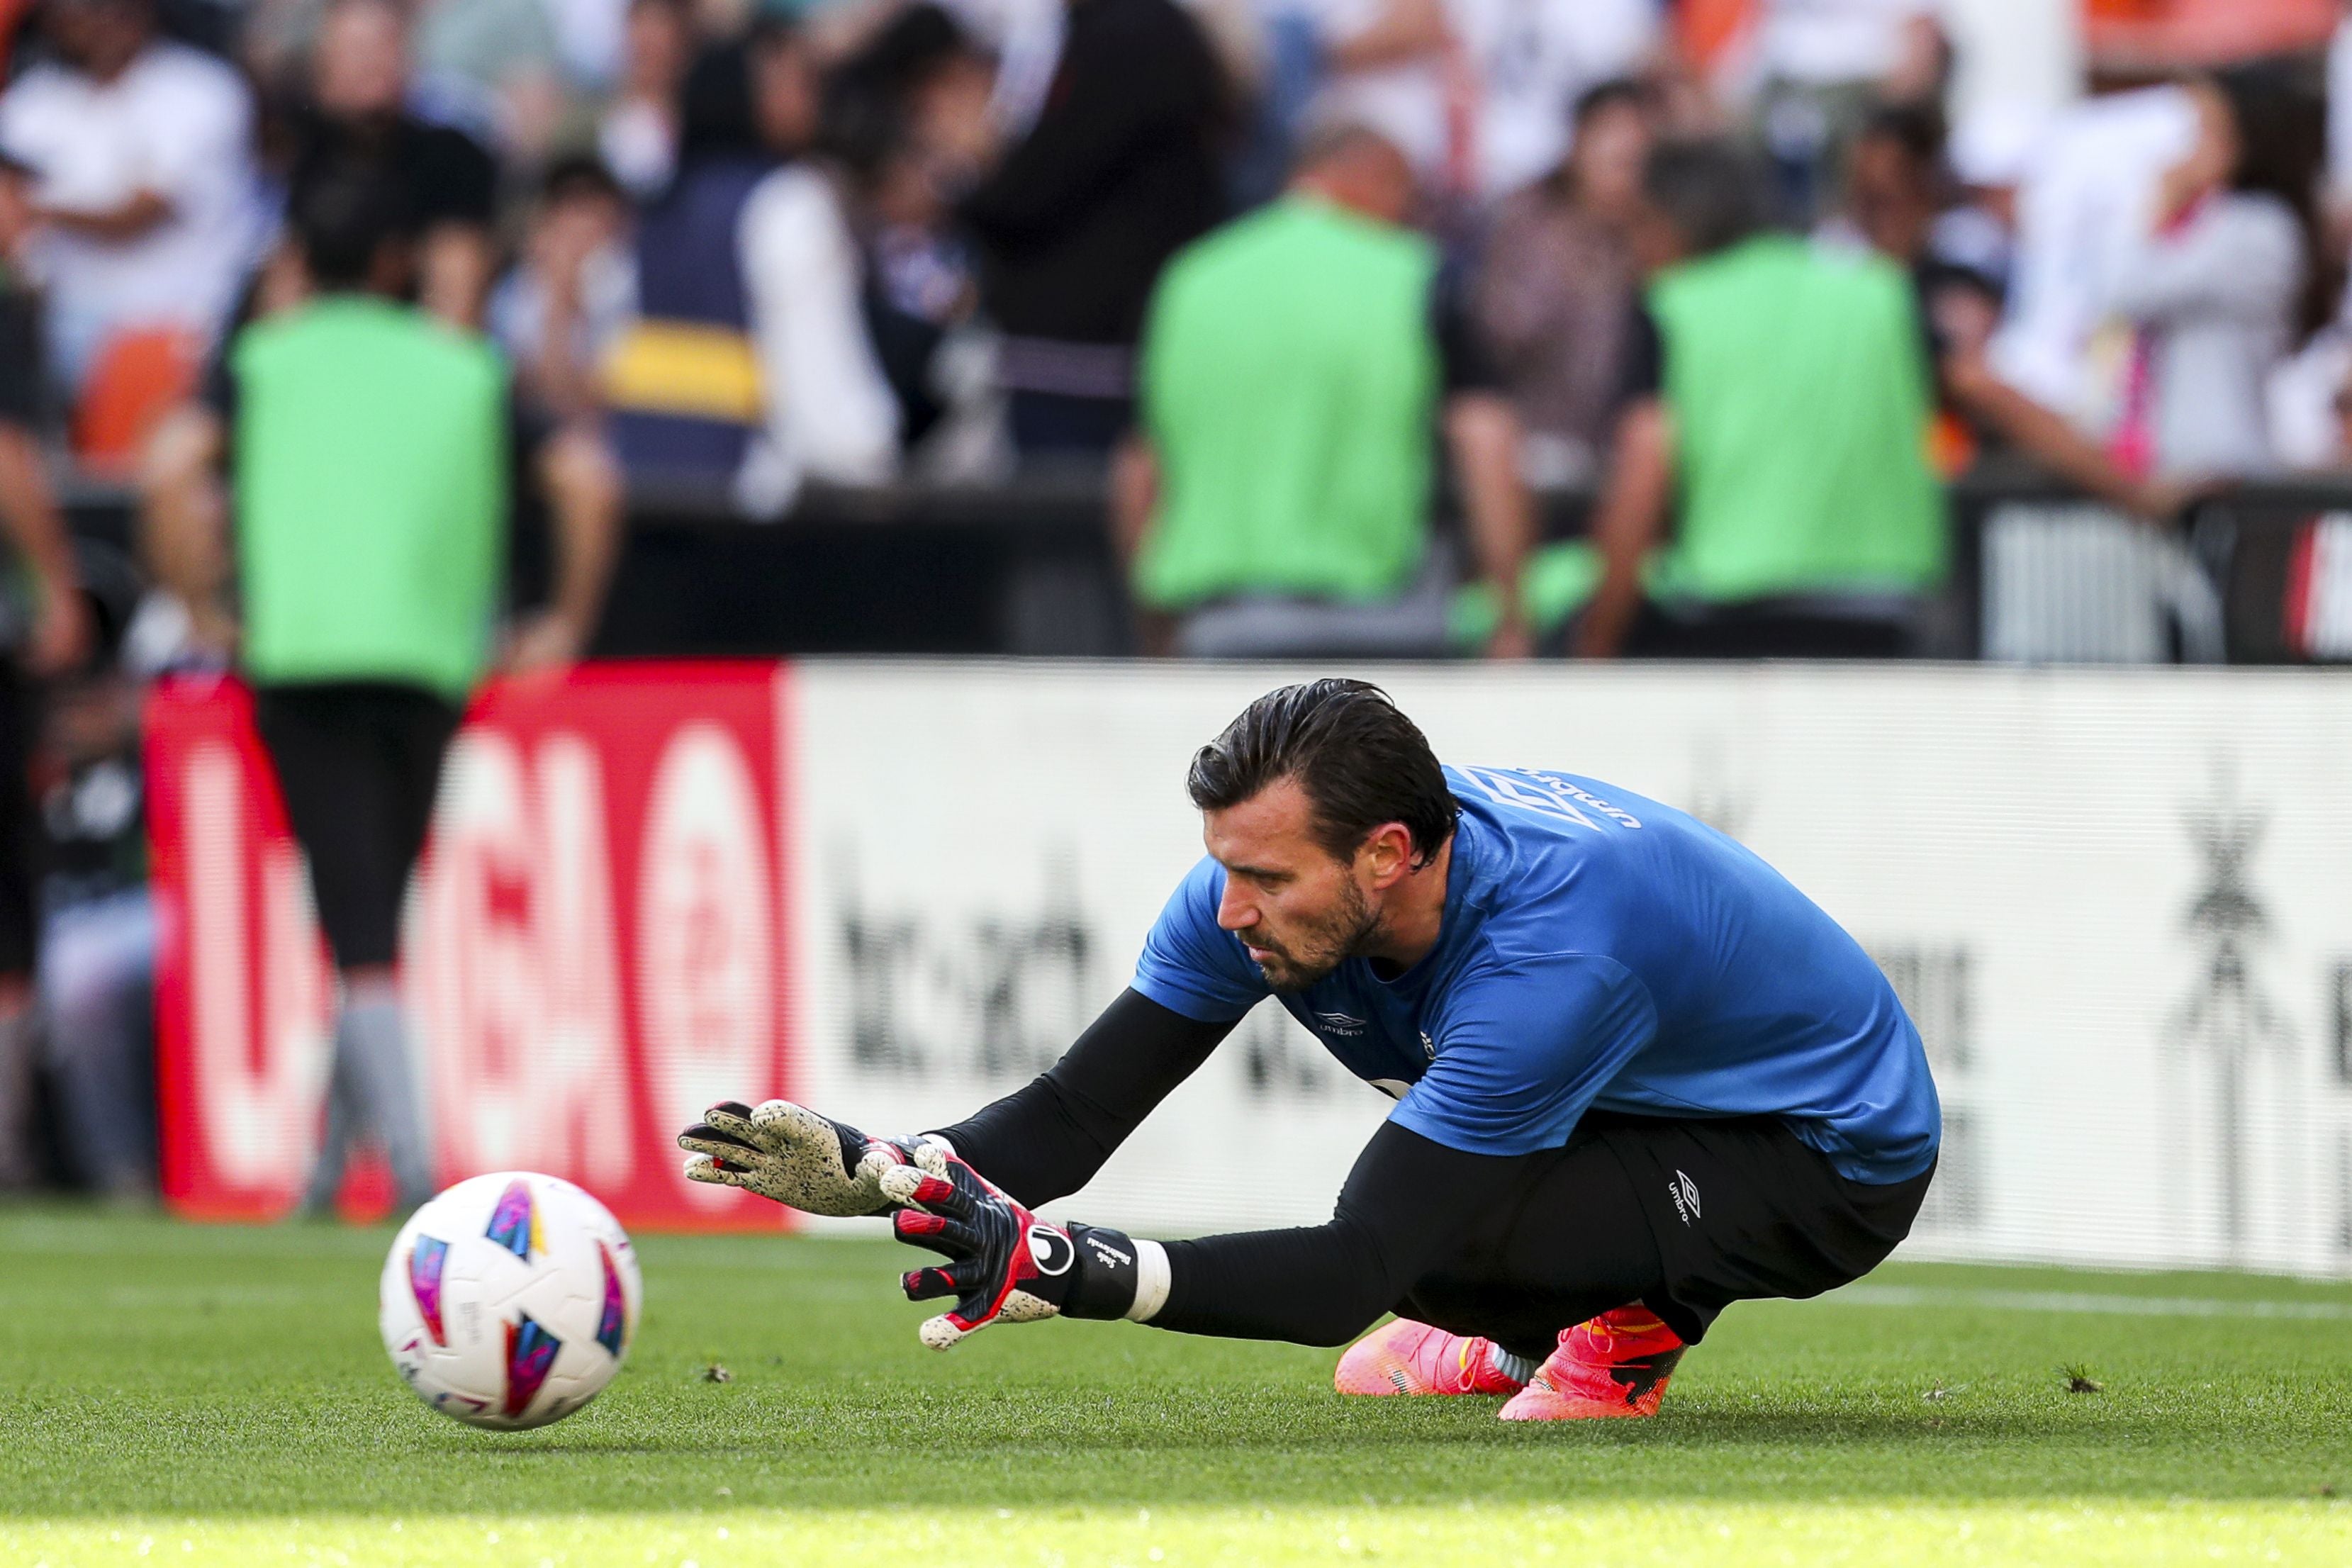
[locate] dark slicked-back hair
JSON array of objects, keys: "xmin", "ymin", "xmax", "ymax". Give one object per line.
[{"xmin": 1187, "ymin": 681, "xmax": 1458, "ymax": 868}]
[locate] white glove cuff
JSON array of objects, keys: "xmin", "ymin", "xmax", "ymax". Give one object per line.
[{"xmin": 1125, "ymin": 1238, "xmax": 1171, "ymax": 1323}]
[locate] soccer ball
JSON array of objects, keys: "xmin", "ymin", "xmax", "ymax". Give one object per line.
[{"xmin": 379, "ymin": 1171, "xmax": 643, "ymax": 1430}]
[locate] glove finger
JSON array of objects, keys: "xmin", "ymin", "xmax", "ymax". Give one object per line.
[
  {"xmin": 902, "ymin": 1264, "xmax": 965, "ymax": 1301},
  {"xmin": 890, "ymin": 1207, "xmax": 985, "ymax": 1258},
  {"xmin": 947, "ymin": 1279, "xmax": 1007, "ymax": 1335},
  {"xmin": 997, "ymin": 1289, "xmax": 1061, "ymax": 1325},
  {"xmin": 917, "ymin": 1311, "xmax": 973, "ymax": 1350},
  {"xmin": 852, "ymin": 1141, "xmax": 912, "ymax": 1185},
  {"xmin": 876, "ymin": 1163, "xmax": 971, "ymax": 1218},
  {"xmin": 699, "ymin": 1103, "xmax": 767, "ymax": 1148},
  {"xmin": 677, "ymin": 1124, "xmax": 763, "ymax": 1163},
  {"xmin": 682, "ymin": 1153, "xmax": 755, "ymax": 1189}
]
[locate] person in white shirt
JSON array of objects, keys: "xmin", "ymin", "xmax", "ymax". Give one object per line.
[
  {"xmin": 736, "ymin": 161, "xmax": 902, "ymax": 507},
  {"xmin": 0, "ymin": 0, "xmax": 259, "ymax": 391},
  {"xmin": 2105, "ymin": 74, "xmax": 2317, "ymax": 482},
  {"xmin": 1988, "ymin": 86, "xmax": 2193, "ymax": 418}
]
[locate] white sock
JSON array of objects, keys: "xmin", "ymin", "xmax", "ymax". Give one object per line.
[{"xmin": 340, "ymin": 983, "xmax": 433, "ymax": 1203}]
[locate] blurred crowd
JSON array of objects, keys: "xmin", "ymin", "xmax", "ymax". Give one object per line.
[{"xmin": 1, "ymin": 0, "xmax": 2351, "ymax": 1193}]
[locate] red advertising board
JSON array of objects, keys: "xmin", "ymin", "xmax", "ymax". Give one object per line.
[{"xmin": 146, "ymin": 662, "xmax": 798, "ymax": 1228}]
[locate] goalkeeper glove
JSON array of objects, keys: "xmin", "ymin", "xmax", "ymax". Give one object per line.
[
  {"xmin": 880, "ymin": 1155, "xmax": 1146, "ymax": 1349},
  {"xmin": 677, "ymin": 1099, "xmax": 946, "ymax": 1216}
]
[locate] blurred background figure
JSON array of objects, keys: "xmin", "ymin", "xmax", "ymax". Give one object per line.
[
  {"xmin": 822, "ymin": 4, "xmax": 997, "ymax": 474},
  {"xmin": 0, "ymin": 145, "xmax": 92, "ymax": 1191},
  {"xmin": 1299, "ymin": 0, "xmax": 1664, "ymax": 209},
  {"xmin": 1454, "ymin": 0, "xmax": 1664, "ymax": 203},
  {"xmin": 1577, "ymin": 136, "xmax": 1943, "ymax": 659},
  {"xmin": 2106, "ymin": 69, "xmax": 2326, "ymax": 482},
  {"xmin": 0, "ymin": 0, "xmax": 257, "ymax": 451},
  {"xmin": 279, "ymin": 0, "xmax": 500, "ymax": 329},
  {"xmin": 943, "ymin": 0, "xmax": 1226, "ymax": 460},
  {"xmin": 1839, "ymin": 99, "xmax": 2188, "ymax": 520},
  {"xmin": 598, "ymin": 0, "xmax": 694, "ymax": 198},
  {"xmin": 1742, "ymin": 0, "xmax": 1947, "ymax": 224},
  {"xmin": 1116, "ymin": 123, "xmax": 1531, "ymax": 659},
  {"xmin": 1988, "ymin": 82, "xmax": 2197, "ymax": 425},
  {"xmin": 140, "ymin": 170, "xmax": 620, "ymax": 1213},
  {"xmin": 1474, "ymin": 77, "xmax": 1657, "ymax": 491},
  {"xmin": 490, "ymin": 152, "xmax": 635, "ymax": 421},
  {"xmin": 603, "ymin": 21, "xmax": 866, "ymax": 511},
  {"xmin": 407, "ymin": 0, "xmax": 567, "ymax": 165},
  {"xmin": 35, "ymin": 559, "xmax": 153, "ymax": 1202}
]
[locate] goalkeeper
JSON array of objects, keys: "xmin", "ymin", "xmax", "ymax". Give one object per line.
[{"xmin": 680, "ymin": 680, "xmax": 1939, "ymax": 1421}]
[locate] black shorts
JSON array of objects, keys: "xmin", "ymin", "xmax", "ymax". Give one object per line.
[
  {"xmin": 251, "ymin": 682, "xmax": 462, "ymax": 970},
  {"xmin": 1399, "ymin": 1111, "xmax": 1932, "ymax": 1355}
]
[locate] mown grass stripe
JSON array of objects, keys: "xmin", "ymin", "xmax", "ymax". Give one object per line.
[{"xmin": 1829, "ymin": 1284, "xmax": 2352, "ymax": 1320}]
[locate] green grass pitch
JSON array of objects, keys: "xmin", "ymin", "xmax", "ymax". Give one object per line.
[{"xmin": 4, "ymin": 1207, "xmax": 2351, "ymax": 1566}]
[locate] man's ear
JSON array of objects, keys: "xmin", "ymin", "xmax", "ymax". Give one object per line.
[{"xmin": 1360, "ymin": 822, "xmax": 1415, "ymax": 889}]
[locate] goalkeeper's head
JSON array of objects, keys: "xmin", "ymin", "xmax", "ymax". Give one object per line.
[{"xmin": 1185, "ymin": 681, "xmax": 1457, "ymax": 993}]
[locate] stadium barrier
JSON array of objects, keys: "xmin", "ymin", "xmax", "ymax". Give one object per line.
[
  {"xmin": 151, "ymin": 660, "xmax": 2352, "ymax": 1277},
  {"xmin": 64, "ymin": 466, "xmax": 2352, "ymax": 659}
]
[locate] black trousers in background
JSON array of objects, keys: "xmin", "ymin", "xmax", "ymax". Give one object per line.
[
  {"xmin": 251, "ymin": 682, "xmax": 462, "ymax": 970},
  {"xmin": 0, "ymin": 667, "xmax": 37, "ymax": 978},
  {"xmin": 1554, "ymin": 598, "xmax": 1917, "ymax": 660},
  {"xmin": 1397, "ymin": 1111, "xmax": 1932, "ymax": 1359}
]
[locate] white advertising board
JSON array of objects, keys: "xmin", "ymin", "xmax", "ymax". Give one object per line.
[{"xmin": 790, "ymin": 663, "xmax": 2352, "ymax": 1277}]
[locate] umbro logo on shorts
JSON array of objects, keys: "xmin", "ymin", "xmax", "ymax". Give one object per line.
[{"xmin": 1668, "ymin": 1170, "xmax": 1703, "ymax": 1227}]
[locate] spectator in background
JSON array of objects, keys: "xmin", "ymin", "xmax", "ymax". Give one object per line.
[
  {"xmin": 1116, "ymin": 123, "xmax": 1532, "ymax": 659},
  {"xmin": 1294, "ymin": 0, "xmax": 1450, "ymax": 192},
  {"xmin": 0, "ymin": 147, "xmax": 94, "ymax": 1189},
  {"xmin": 2107, "ymin": 72, "xmax": 2322, "ymax": 482},
  {"xmin": 410, "ymin": 0, "xmax": 567, "ymax": 164},
  {"xmin": 36, "ymin": 562, "xmax": 155, "ymax": 1201},
  {"xmin": 826, "ymin": 6, "xmax": 993, "ymax": 463},
  {"xmin": 729, "ymin": 21, "xmax": 915, "ymax": 503},
  {"xmin": 1474, "ymin": 78, "xmax": 1654, "ymax": 488},
  {"xmin": 606, "ymin": 23, "xmax": 894, "ymax": 513},
  {"xmin": 1455, "ymin": 0, "xmax": 1662, "ymax": 202},
  {"xmin": 1747, "ymin": 0, "xmax": 1945, "ymax": 224},
  {"xmin": 142, "ymin": 172, "xmax": 621, "ymax": 1214},
  {"xmin": 1576, "ymin": 138, "xmax": 1942, "ymax": 659},
  {"xmin": 1842, "ymin": 102, "xmax": 2185, "ymax": 521},
  {"xmin": 542, "ymin": 0, "xmax": 635, "ymax": 96},
  {"xmin": 1241, "ymin": 0, "xmax": 1660, "ymax": 209},
  {"xmin": 489, "ymin": 155, "xmax": 635, "ymax": 421},
  {"xmin": 599, "ymin": 0, "xmax": 695, "ymax": 198},
  {"xmin": 283, "ymin": 0, "xmax": 500, "ymax": 328},
  {"xmin": 0, "ymin": 0, "xmax": 257, "ymax": 395},
  {"xmin": 942, "ymin": 0, "xmax": 1225, "ymax": 459},
  {"xmin": 1987, "ymin": 85, "xmax": 2195, "ymax": 418}
]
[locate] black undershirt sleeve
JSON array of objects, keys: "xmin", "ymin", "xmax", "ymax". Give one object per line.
[
  {"xmin": 931, "ymin": 987, "xmax": 1236, "ymax": 1209},
  {"xmin": 1616, "ymin": 302, "xmax": 1664, "ymax": 404},
  {"xmin": 1152, "ymin": 1120, "xmax": 1533, "ymax": 1347},
  {"xmin": 1430, "ymin": 269, "xmax": 1504, "ymax": 396}
]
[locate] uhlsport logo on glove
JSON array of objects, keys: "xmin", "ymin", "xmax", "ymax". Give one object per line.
[{"xmin": 1026, "ymin": 1225, "xmax": 1075, "ymax": 1275}]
